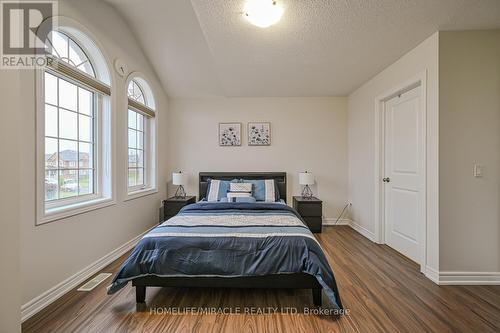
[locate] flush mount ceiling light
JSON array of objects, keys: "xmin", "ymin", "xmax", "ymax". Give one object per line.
[{"xmin": 243, "ymin": 0, "xmax": 284, "ymax": 28}]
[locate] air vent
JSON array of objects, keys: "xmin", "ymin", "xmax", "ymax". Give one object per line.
[{"xmin": 77, "ymin": 273, "xmax": 112, "ymax": 292}]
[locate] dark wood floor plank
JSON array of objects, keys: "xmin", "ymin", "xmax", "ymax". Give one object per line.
[{"xmin": 22, "ymin": 226, "xmax": 500, "ymax": 333}]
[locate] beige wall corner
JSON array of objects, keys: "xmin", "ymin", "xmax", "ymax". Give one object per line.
[
  {"xmin": 439, "ymin": 30, "xmax": 500, "ymax": 273},
  {"xmin": 0, "ymin": 70, "xmax": 22, "ymax": 332}
]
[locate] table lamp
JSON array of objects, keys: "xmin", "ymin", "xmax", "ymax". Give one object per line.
[
  {"xmin": 172, "ymin": 171, "xmax": 187, "ymax": 198},
  {"xmin": 299, "ymin": 171, "xmax": 314, "ymax": 198}
]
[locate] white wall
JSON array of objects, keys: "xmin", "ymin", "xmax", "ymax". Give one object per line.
[
  {"xmin": 439, "ymin": 30, "xmax": 500, "ymax": 272},
  {"xmin": 167, "ymin": 97, "xmax": 348, "ymax": 219},
  {"xmin": 18, "ymin": 0, "xmax": 169, "ymax": 306},
  {"xmin": 347, "ymin": 33, "xmax": 440, "ymax": 272},
  {"xmin": 0, "ymin": 70, "xmax": 22, "ymax": 332}
]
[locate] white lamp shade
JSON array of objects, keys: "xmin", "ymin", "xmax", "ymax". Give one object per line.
[
  {"xmin": 299, "ymin": 172, "xmax": 314, "ymax": 185},
  {"xmin": 172, "ymin": 172, "xmax": 187, "ymax": 185}
]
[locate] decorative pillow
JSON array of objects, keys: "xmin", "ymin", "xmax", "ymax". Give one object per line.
[
  {"xmin": 206, "ymin": 179, "xmax": 238, "ymax": 201},
  {"xmin": 263, "ymin": 179, "xmax": 276, "ymax": 202},
  {"xmin": 227, "ymin": 192, "xmax": 252, "ymax": 200},
  {"xmin": 221, "ymin": 196, "xmax": 257, "ymax": 203},
  {"xmin": 241, "ymin": 179, "xmax": 276, "ymax": 202},
  {"xmin": 229, "ymin": 182, "xmax": 252, "ymax": 193}
]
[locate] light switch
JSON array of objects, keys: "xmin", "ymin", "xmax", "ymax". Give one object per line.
[{"xmin": 473, "ymin": 164, "xmax": 483, "ymax": 178}]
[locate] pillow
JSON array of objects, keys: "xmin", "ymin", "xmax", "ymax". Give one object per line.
[
  {"xmin": 263, "ymin": 179, "xmax": 277, "ymax": 202},
  {"xmin": 241, "ymin": 179, "xmax": 276, "ymax": 202},
  {"xmin": 227, "ymin": 192, "xmax": 252, "ymax": 200},
  {"xmin": 273, "ymin": 181, "xmax": 281, "ymax": 201},
  {"xmin": 206, "ymin": 179, "xmax": 238, "ymax": 201},
  {"xmin": 229, "ymin": 182, "xmax": 252, "ymax": 193},
  {"xmin": 222, "ymin": 196, "xmax": 257, "ymax": 203}
]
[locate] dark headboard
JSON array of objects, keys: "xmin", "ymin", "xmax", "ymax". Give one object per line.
[{"xmin": 199, "ymin": 172, "xmax": 287, "ymax": 203}]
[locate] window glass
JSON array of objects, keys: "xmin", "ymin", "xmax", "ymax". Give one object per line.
[
  {"xmin": 127, "ymin": 111, "xmax": 145, "ymax": 188},
  {"xmin": 44, "ymin": 71, "xmax": 95, "ymax": 201},
  {"xmin": 126, "ymin": 78, "xmax": 155, "ymax": 192},
  {"xmin": 47, "ymin": 31, "xmax": 96, "ymax": 77},
  {"xmin": 127, "ymin": 80, "xmax": 146, "ymax": 105}
]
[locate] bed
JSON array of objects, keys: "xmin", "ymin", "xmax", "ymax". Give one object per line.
[{"xmin": 107, "ymin": 172, "xmax": 343, "ymax": 310}]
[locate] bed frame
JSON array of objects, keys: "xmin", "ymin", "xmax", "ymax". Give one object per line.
[{"xmin": 131, "ymin": 172, "xmax": 323, "ymax": 306}]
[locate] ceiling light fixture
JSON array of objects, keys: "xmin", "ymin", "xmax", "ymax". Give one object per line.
[{"xmin": 243, "ymin": 0, "xmax": 284, "ymax": 28}]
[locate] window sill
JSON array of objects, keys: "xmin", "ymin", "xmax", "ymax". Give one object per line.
[
  {"xmin": 38, "ymin": 197, "xmax": 115, "ymax": 225},
  {"xmin": 124, "ymin": 187, "xmax": 158, "ymax": 202}
]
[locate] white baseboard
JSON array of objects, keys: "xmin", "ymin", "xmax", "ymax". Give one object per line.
[
  {"xmin": 348, "ymin": 220, "xmax": 376, "ymax": 242},
  {"xmin": 424, "ymin": 266, "xmax": 440, "ymax": 284},
  {"xmin": 438, "ymin": 271, "xmax": 500, "ymax": 285},
  {"xmin": 322, "ymin": 217, "xmax": 350, "ymax": 225},
  {"xmin": 326, "ymin": 218, "xmax": 499, "ymax": 286},
  {"xmin": 322, "ymin": 217, "xmax": 376, "ymax": 242},
  {"xmin": 21, "ymin": 227, "xmax": 153, "ymax": 323},
  {"xmin": 409, "ymin": 264, "xmax": 500, "ymax": 286}
]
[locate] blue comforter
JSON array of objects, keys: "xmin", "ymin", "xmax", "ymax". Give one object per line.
[{"xmin": 107, "ymin": 202, "xmax": 342, "ymax": 309}]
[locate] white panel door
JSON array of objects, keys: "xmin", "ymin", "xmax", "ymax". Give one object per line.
[{"xmin": 384, "ymin": 86, "xmax": 423, "ymax": 263}]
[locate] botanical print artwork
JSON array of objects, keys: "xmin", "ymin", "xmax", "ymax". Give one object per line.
[
  {"xmin": 248, "ymin": 122, "xmax": 271, "ymax": 146},
  {"xmin": 219, "ymin": 123, "xmax": 241, "ymax": 146}
]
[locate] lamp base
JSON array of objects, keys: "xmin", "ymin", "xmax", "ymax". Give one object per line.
[
  {"xmin": 174, "ymin": 185, "xmax": 186, "ymax": 198},
  {"xmin": 301, "ymin": 185, "xmax": 313, "ymax": 198}
]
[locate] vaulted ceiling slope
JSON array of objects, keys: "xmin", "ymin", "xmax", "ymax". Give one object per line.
[{"xmin": 105, "ymin": 0, "xmax": 500, "ymax": 98}]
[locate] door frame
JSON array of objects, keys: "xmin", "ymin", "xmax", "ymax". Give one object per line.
[{"xmin": 374, "ymin": 71, "xmax": 427, "ymax": 273}]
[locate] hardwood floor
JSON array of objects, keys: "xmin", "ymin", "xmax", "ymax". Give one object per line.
[{"xmin": 22, "ymin": 226, "xmax": 500, "ymax": 333}]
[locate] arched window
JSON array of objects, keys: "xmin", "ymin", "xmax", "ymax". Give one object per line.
[
  {"xmin": 46, "ymin": 31, "xmax": 96, "ymax": 77},
  {"xmin": 126, "ymin": 77, "xmax": 156, "ymax": 195},
  {"xmin": 127, "ymin": 80, "xmax": 146, "ymax": 104},
  {"xmin": 38, "ymin": 23, "xmax": 112, "ymax": 224}
]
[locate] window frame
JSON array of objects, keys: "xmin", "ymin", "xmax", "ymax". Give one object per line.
[
  {"xmin": 127, "ymin": 107, "xmax": 149, "ymax": 192},
  {"xmin": 124, "ymin": 74, "xmax": 158, "ymax": 201},
  {"xmin": 43, "ymin": 70, "xmax": 98, "ymax": 205},
  {"xmin": 46, "ymin": 30, "xmax": 97, "ymax": 78},
  {"xmin": 36, "ymin": 20, "xmax": 114, "ymax": 225}
]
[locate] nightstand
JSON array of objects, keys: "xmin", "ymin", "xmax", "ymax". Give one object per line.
[
  {"xmin": 162, "ymin": 196, "xmax": 196, "ymax": 222},
  {"xmin": 293, "ymin": 196, "xmax": 323, "ymax": 233}
]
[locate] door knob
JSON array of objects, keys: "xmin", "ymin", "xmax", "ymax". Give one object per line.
[{"xmin": 382, "ymin": 177, "xmax": 391, "ymax": 183}]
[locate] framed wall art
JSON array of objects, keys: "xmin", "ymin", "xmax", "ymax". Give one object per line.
[
  {"xmin": 219, "ymin": 123, "xmax": 242, "ymax": 146},
  {"xmin": 248, "ymin": 122, "xmax": 271, "ymax": 146}
]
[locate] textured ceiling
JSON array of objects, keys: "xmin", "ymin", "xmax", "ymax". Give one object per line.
[{"xmin": 105, "ymin": 0, "xmax": 500, "ymax": 98}]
